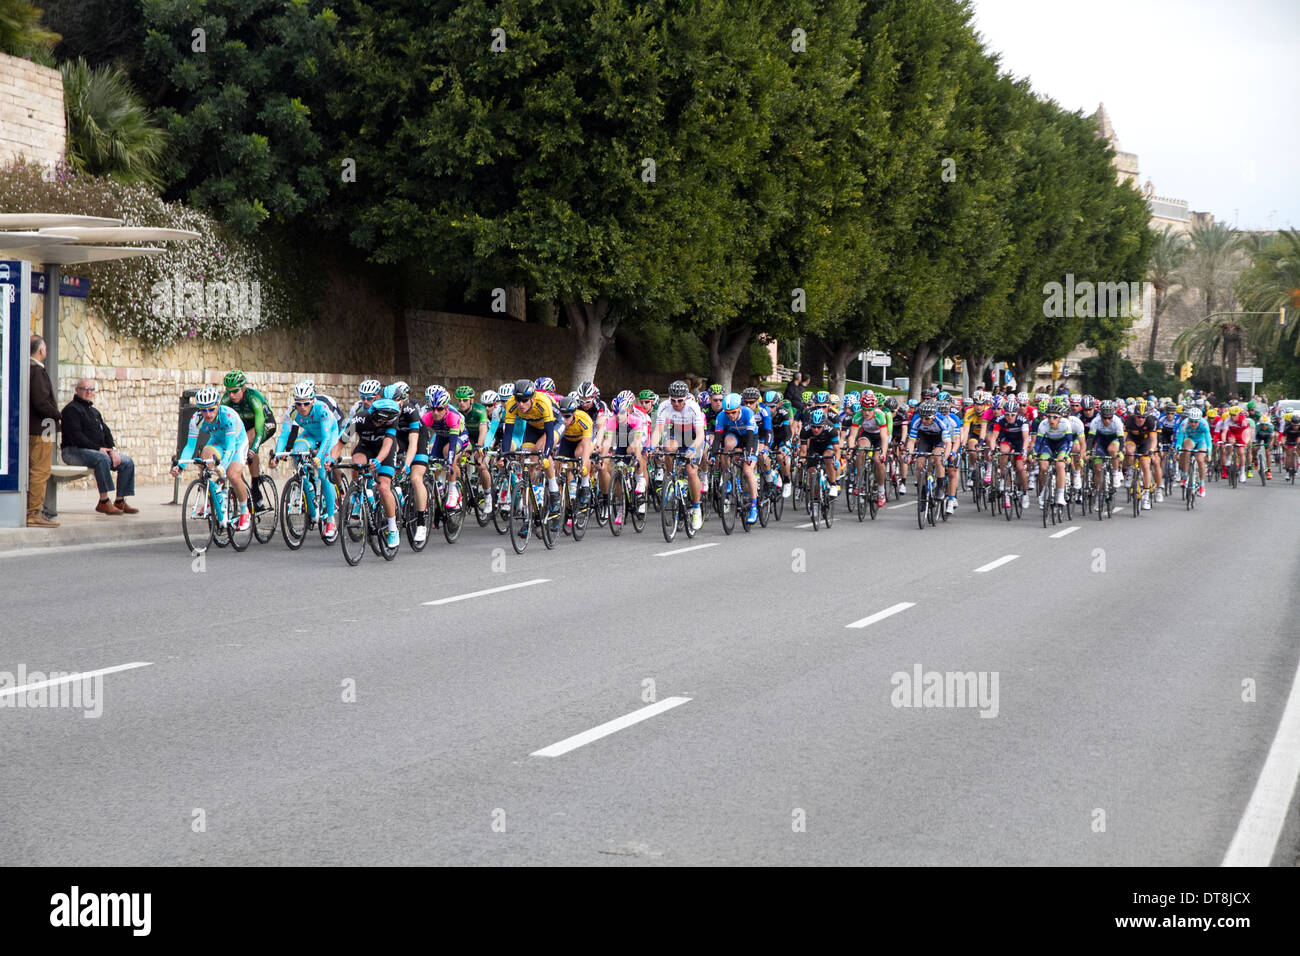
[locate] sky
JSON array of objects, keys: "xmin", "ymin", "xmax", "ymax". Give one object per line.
[{"xmin": 969, "ymin": 0, "xmax": 1300, "ymax": 231}]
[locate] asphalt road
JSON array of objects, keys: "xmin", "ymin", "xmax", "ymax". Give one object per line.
[{"xmin": 2, "ymin": 472, "xmax": 1298, "ymax": 865}]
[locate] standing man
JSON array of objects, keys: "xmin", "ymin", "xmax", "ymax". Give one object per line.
[
  {"xmin": 27, "ymin": 335, "xmax": 60, "ymax": 527},
  {"xmin": 60, "ymin": 378, "xmax": 138, "ymax": 515}
]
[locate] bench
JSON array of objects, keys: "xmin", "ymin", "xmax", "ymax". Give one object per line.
[{"xmin": 50, "ymin": 464, "xmax": 91, "ymax": 483}]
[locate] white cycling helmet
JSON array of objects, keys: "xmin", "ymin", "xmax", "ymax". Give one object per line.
[
  {"xmin": 358, "ymin": 379, "xmax": 381, "ymax": 398},
  {"xmin": 481, "ymin": 389, "xmax": 499, "ymax": 405},
  {"xmin": 292, "ymin": 380, "xmax": 316, "ymax": 402},
  {"xmin": 195, "ymin": 385, "xmax": 222, "ymax": 408}
]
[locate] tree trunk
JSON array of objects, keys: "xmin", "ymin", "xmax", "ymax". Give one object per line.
[
  {"xmin": 708, "ymin": 324, "xmax": 752, "ymax": 393},
  {"xmin": 1146, "ymin": 288, "xmax": 1165, "ymax": 362},
  {"xmin": 966, "ymin": 355, "xmax": 991, "ymax": 397},
  {"xmin": 506, "ymin": 286, "xmax": 526, "ymax": 322},
  {"xmin": 566, "ymin": 300, "xmax": 616, "ymax": 388},
  {"xmin": 817, "ymin": 338, "xmax": 859, "ymax": 396},
  {"xmin": 537, "ymin": 299, "xmax": 558, "ymax": 327},
  {"xmin": 906, "ymin": 343, "xmax": 935, "ymax": 401}
]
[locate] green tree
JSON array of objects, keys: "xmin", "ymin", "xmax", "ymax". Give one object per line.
[
  {"xmin": 0, "ymin": 0, "xmax": 59, "ymax": 64},
  {"xmin": 1144, "ymin": 225, "xmax": 1188, "ymax": 361},
  {"xmin": 1238, "ymin": 228, "xmax": 1300, "ymax": 358},
  {"xmin": 62, "ymin": 57, "xmax": 168, "ymax": 188},
  {"xmin": 140, "ymin": 0, "xmax": 340, "ymax": 234}
]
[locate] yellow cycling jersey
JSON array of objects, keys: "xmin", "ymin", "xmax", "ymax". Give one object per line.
[
  {"xmin": 963, "ymin": 408, "xmax": 987, "ymax": 430},
  {"xmin": 504, "ymin": 392, "xmax": 557, "ymax": 426},
  {"xmin": 562, "ymin": 410, "xmax": 593, "ymax": 442}
]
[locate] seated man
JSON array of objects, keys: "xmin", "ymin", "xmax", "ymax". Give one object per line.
[{"xmin": 59, "ymin": 379, "xmax": 138, "ymax": 514}]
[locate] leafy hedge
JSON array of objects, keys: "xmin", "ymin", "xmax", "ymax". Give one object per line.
[{"xmin": 0, "ymin": 159, "xmax": 298, "ymax": 349}]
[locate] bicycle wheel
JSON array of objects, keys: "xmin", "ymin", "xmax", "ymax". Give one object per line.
[
  {"xmin": 572, "ymin": 486, "xmax": 591, "ymax": 541},
  {"xmin": 823, "ymin": 486, "xmax": 834, "ymax": 527},
  {"xmin": 508, "ymin": 477, "xmax": 529, "ymax": 554},
  {"xmin": 1258, "ymin": 448, "xmax": 1267, "ymax": 485},
  {"xmin": 1132, "ymin": 479, "xmax": 1141, "ymax": 517},
  {"xmin": 228, "ymin": 493, "xmax": 253, "ymax": 551},
  {"xmin": 252, "ymin": 474, "xmax": 278, "ymax": 543},
  {"xmin": 857, "ymin": 478, "xmax": 867, "ymax": 521},
  {"xmin": 682, "ymin": 491, "xmax": 698, "ymax": 539},
  {"xmin": 629, "ymin": 477, "xmax": 646, "ymax": 533},
  {"xmin": 181, "ymin": 478, "xmax": 214, "ymax": 556},
  {"xmin": 492, "ymin": 472, "xmax": 511, "ymax": 535},
  {"xmin": 339, "ymin": 485, "xmax": 367, "ymax": 565},
  {"xmin": 917, "ymin": 472, "xmax": 927, "ymax": 530},
  {"xmin": 661, "ymin": 481, "xmax": 678, "ymax": 543},
  {"xmin": 1042, "ymin": 474, "xmax": 1050, "ymax": 528},
  {"xmin": 280, "ymin": 475, "xmax": 307, "ymax": 549},
  {"xmin": 375, "ymin": 498, "xmax": 399, "ymax": 561},
  {"xmin": 772, "ymin": 475, "xmax": 785, "ymax": 520},
  {"xmin": 718, "ymin": 468, "xmax": 736, "ymax": 535},
  {"xmin": 212, "ymin": 483, "xmax": 231, "ymax": 548},
  {"xmin": 608, "ymin": 483, "xmax": 625, "ymax": 537},
  {"xmin": 539, "ymin": 488, "xmax": 558, "ymax": 550},
  {"xmin": 470, "ymin": 471, "xmax": 493, "ymax": 526},
  {"xmin": 810, "ymin": 493, "xmax": 820, "ymax": 531},
  {"xmin": 442, "ymin": 488, "xmax": 465, "ymax": 544}
]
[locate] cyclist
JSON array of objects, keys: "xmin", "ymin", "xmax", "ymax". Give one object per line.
[
  {"xmin": 333, "ymin": 396, "xmax": 402, "ymax": 550},
  {"xmin": 1123, "ymin": 399, "xmax": 1158, "ymax": 510},
  {"xmin": 1032, "ymin": 399, "xmax": 1076, "ymax": 510},
  {"xmin": 221, "ymin": 370, "xmax": 277, "ymax": 513},
  {"xmin": 172, "ymin": 385, "xmax": 253, "ymax": 532},
  {"xmin": 1251, "ymin": 409, "xmax": 1276, "ymax": 480},
  {"xmin": 421, "ymin": 386, "xmax": 467, "ymax": 512},
  {"xmin": 1175, "ymin": 405, "xmax": 1212, "ymax": 496},
  {"xmin": 596, "ymin": 390, "xmax": 651, "ymax": 525},
  {"xmin": 986, "ymin": 396, "xmax": 1031, "ymax": 504},
  {"xmin": 1216, "ymin": 405, "xmax": 1251, "ymax": 481},
  {"xmin": 387, "ymin": 381, "xmax": 431, "ymax": 542},
  {"xmin": 715, "ymin": 392, "xmax": 762, "ymax": 524},
  {"xmin": 905, "ymin": 399, "xmax": 955, "ymax": 512},
  {"xmin": 886, "ymin": 396, "xmax": 907, "ymax": 494},
  {"xmin": 765, "ymin": 390, "xmax": 796, "ymax": 499},
  {"xmin": 742, "ymin": 387, "xmax": 774, "ymax": 499},
  {"xmin": 502, "ymin": 378, "xmax": 562, "ymax": 513},
  {"xmin": 456, "ymin": 385, "xmax": 493, "ymax": 513},
  {"xmin": 1155, "ymin": 401, "xmax": 1181, "ymax": 494},
  {"xmin": 1086, "ymin": 400, "xmax": 1126, "ymax": 500},
  {"xmin": 936, "ymin": 394, "xmax": 963, "ymax": 511},
  {"xmin": 269, "ymin": 380, "xmax": 340, "ymax": 539},
  {"xmin": 556, "ymin": 394, "xmax": 595, "ymax": 511},
  {"xmin": 649, "ymin": 380, "xmax": 707, "ymax": 530},
  {"xmin": 575, "ymin": 381, "xmax": 607, "ymax": 435},
  {"xmin": 802, "ymin": 409, "xmax": 840, "ymax": 509},
  {"xmin": 848, "ymin": 390, "xmax": 891, "ymax": 509},
  {"xmin": 1281, "ymin": 413, "xmax": 1300, "ymax": 477}
]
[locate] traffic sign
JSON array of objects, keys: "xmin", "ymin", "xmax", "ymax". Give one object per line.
[
  {"xmin": 870, "ymin": 353, "xmax": 891, "ymax": 367},
  {"xmin": 1236, "ymin": 366, "xmax": 1262, "ymax": 384}
]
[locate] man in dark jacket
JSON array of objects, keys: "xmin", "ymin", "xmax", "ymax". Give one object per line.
[
  {"xmin": 60, "ymin": 378, "xmax": 138, "ymax": 514},
  {"xmin": 784, "ymin": 371, "xmax": 805, "ymax": 411},
  {"xmin": 27, "ymin": 335, "xmax": 60, "ymax": 527}
]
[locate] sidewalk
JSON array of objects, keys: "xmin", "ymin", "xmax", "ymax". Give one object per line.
[{"xmin": 0, "ymin": 482, "xmax": 183, "ymax": 552}]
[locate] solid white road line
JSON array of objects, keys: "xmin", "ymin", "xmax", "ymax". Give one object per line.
[
  {"xmin": 531, "ymin": 697, "xmax": 693, "ymax": 757},
  {"xmin": 846, "ymin": 602, "xmax": 916, "ymax": 629},
  {"xmin": 1222, "ymin": 649, "xmax": 1300, "ymax": 866},
  {"xmin": 0, "ymin": 661, "xmax": 152, "ymax": 698},
  {"xmin": 654, "ymin": 543, "xmax": 719, "ymax": 557},
  {"xmin": 423, "ymin": 579, "xmax": 550, "ymax": 606},
  {"xmin": 1050, "ymin": 526, "xmax": 1081, "ymax": 538},
  {"xmin": 888, "ymin": 502, "xmax": 912, "ymax": 510},
  {"xmin": 973, "ymin": 554, "xmax": 1019, "ymax": 573}
]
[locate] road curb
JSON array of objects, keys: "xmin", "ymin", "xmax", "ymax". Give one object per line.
[{"xmin": 0, "ymin": 519, "xmax": 178, "ymax": 552}]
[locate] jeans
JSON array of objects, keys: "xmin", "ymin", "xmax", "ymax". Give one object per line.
[{"xmin": 61, "ymin": 447, "xmax": 135, "ymax": 498}]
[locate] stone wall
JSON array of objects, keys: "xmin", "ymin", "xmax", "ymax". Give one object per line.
[{"xmin": 0, "ymin": 53, "xmax": 65, "ymax": 169}]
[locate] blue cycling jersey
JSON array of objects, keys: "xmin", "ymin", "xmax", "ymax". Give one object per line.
[
  {"xmin": 1175, "ymin": 419, "xmax": 1212, "ymax": 445},
  {"xmin": 715, "ymin": 406, "xmax": 758, "ymax": 438},
  {"xmin": 179, "ymin": 405, "xmax": 246, "ymax": 461},
  {"xmin": 275, "ymin": 398, "xmax": 341, "ymax": 457}
]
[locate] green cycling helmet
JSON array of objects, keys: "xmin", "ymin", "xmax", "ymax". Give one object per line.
[
  {"xmin": 801, "ymin": 390, "xmax": 813, "ymax": 403},
  {"xmin": 638, "ymin": 389, "xmax": 656, "ymax": 402},
  {"xmin": 223, "ymin": 369, "xmax": 247, "ymax": 391},
  {"xmin": 709, "ymin": 384, "xmax": 725, "ymax": 395},
  {"xmin": 455, "ymin": 385, "xmax": 475, "ymax": 401}
]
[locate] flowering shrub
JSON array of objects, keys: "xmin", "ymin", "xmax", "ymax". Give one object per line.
[{"xmin": 0, "ymin": 159, "xmax": 297, "ymax": 349}]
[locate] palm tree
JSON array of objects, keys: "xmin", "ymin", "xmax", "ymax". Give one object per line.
[
  {"xmin": 1145, "ymin": 225, "xmax": 1187, "ymax": 361},
  {"xmin": 0, "ymin": 0, "xmax": 59, "ymax": 63},
  {"xmin": 61, "ymin": 57, "xmax": 168, "ymax": 189},
  {"xmin": 1237, "ymin": 228, "xmax": 1300, "ymax": 357},
  {"xmin": 1173, "ymin": 221, "xmax": 1250, "ymax": 394}
]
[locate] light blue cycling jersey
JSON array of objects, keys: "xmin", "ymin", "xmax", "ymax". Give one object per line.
[
  {"xmin": 179, "ymin": 405, "xmax": 247, "ymax": 462},
  {"xmin": 274, "ymin": 398, "xmax": 341, "ymax": 458},
  {"xmin": 1175, "ymin": 418, "xmax": 1212, "ymax": 448}
]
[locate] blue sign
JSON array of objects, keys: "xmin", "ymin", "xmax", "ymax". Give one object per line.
[
  {"xmin": 31, "ymin": 272, "xmax": 90, "ymax": 298},
  {"xmin": 0, "ymin": 260, "xmax": 24, "ymax": 492}
]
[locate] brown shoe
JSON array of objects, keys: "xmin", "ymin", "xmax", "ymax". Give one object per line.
[
  {"xmin": 95, "ymin": 499, "xmax": 123, "ymax": 515},
  {"xmin": 114, "ymin": 499, "xmax": 139, "ymax": 514},
  {"xmin": 27, "ymin": 513, "xmax": 60, "ymax": 527}
]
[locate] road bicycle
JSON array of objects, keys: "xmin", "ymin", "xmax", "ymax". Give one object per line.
[
  {"xmin": 424, "ymin": 457, "xmax": 467, "ymax": 545},
  {"xmin": 245, "ymin": 450, "xmax": 278, "ymax": 544},
  {"xmin": 1088, "ymin": 454, "xmax": 1115, "ymax": 521},
  {"xmin": 277, "ymin": 450, "xmax": 337, "ymax": 549},
  {"xmin": 910, "ymin": 451, "xmax": 944, "ymax": 529},
  {"xmin": 656, "ymin": 449, "xmax": 702, "ymax": 543},
  {"xmin": 335, "ymin": 461, "xmax": 399, "ymax": 565},
  {"xmin": 497, "ymin": 450, "xmax": 556, "ymax": 554},
  {"xmin": 802, "ymin": 456, "xmax": 835, "ymax": 531},
  {"xmin": 553, "ymin": 455, "xmax": 594, "ymax": 542},
  {"xmin": 176, "ymin": 455, "xmax": 253, "ymax": 555}
]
